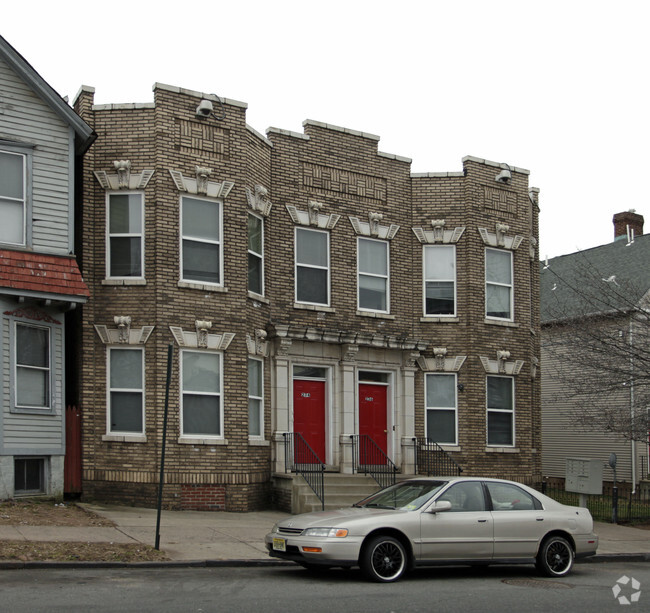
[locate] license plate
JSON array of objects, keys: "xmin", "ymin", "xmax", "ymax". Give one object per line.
[{"xmin": 273, "ymin": 538, "xmax": 287, "ymax": 552}]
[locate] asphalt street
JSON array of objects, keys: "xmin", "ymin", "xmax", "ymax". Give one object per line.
[{"xmin": 1, "ymin": 561, "xmax": 648, "ymax": 613}]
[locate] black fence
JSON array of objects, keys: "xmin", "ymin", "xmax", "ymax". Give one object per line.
[{"xmin": 540, "ymin": 484, "xmax": 650, "ymax": 524}]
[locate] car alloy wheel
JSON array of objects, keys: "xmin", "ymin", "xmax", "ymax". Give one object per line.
[
  {"xmin": 361, "ymin": 535, "xmax": 407, "ymax": 583},
  {"xmin": 536, "ymin": 535, "xmax": 574, "ymax": 577}
]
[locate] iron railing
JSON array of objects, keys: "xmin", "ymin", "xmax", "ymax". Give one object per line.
[
  {"xmin": 415, "ymin": 437, "xmax": 463, "ymax": 477},
  {"xmin": 350, "ymin": 434, "xmax": 398, "ymax": 489},
  {"xmin": 283, "ymin": 432, "xmax": 325, "ymax": 510}
]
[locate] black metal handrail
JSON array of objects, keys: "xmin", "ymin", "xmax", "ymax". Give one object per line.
[
  {"xmin": 283, "ymin": 432, "xmax": 325, "ymax": 510},
  {"xmin": 414, "ymin": 437, "xmax": 463, "ymax": 476},
  {"xmin": 350, "ymin": 434, "xmax": 397, "ymax": 489}
]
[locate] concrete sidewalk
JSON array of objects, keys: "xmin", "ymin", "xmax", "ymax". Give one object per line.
[{"xmin": 1, "ymin": 503, "xmax": 650, "ymax": 565}]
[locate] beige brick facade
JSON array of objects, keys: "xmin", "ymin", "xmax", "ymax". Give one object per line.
[{"xmin": 74, "ymin": 84, "xmax": 541, "ymax": 512}]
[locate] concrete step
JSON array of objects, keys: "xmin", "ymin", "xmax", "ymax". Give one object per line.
[{"xmin": 291, "ymin": 473, "xmax": 417, "ymax": 514}]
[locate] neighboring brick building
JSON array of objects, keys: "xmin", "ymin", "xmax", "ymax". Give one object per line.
[{"xmin": 74, "ymin": 83, "xmax": 541, "ymax": 512}]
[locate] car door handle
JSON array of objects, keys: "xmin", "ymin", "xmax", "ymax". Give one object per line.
[
  {"xmin": 536, "ymin": 518, "xmax": 544, "ymax": 522},
  {"xmin": 478, "ymin": 519, "xmax": 488, "ymax": 523}
]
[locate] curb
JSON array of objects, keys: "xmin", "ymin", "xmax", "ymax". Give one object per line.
[
  {"xmin": 0, "ymin": 558, "xmax": 293, "ymax": 571},
  {"xmin": 1, "ymin": 554, "xmax": 648, "ymax": 571}
]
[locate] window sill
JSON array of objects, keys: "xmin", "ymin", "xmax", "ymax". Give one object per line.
[
  {"xmin": 248, "ymin": 291, "xmax": 270, "ymax": 304},
  {"xmin": 484, "ymin": 318, "xmax": 518, "ymax": 328},
  {"xmin": 437, "ymin": 444, "xmax": 461, "ymax": 452},
  {"xmin": 11, "ymin": 407, "xmax": 56, "ymax": 415},
  {"xmin": 420, "ymin": 316, "xmax": 459, "ymax": 323},
  {"xmin": 485, "ymin": 446, "xmax": 519, "ymax": 453},
  {"xmin": 178, "ymin": 437, "xmax": 228, "ymax": 445},
  {"xmin": 178, "ymin": 281, "xmax": 227, "ymax": 292},
  {"xmin": 249, "ymin": 438, "xmax": 270, "ymax": 446},
  {"xmin": 102, "ymin": 434, "xmax": 147, "ymax": 443},
  {"xmin": 102, "ymin": 278, "xmax": 146, "ymax": 286},
  {"xmin": 293, "ymin": 303, "xmax": 335, "ymax": 313},
  {"xmin": 357, "ymin": 311, "xmax": 395, "ymax": 320}
]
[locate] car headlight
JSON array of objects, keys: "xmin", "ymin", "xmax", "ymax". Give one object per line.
[{"xmin": 302, "ymin": 527, "xmax": 349, "ymax": 538}]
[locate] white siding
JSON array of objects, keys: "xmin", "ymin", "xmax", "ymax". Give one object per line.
[
  {"xmin": 1, "ymin": 308, "xmax": 65, "ymax": 453},
  {"xmin": 541, "ymin": 341, "xmax": 642, "ymax": 484},
  {"xmin": 0, "ymin": 56, "xmax": 73, "ymax": 254}
]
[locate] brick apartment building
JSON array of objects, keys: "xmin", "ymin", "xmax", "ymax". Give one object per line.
[{"xmin": 73, "ymin": 83, "xmax": 541, "ymax": 512}]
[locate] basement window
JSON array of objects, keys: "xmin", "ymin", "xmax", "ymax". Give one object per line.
[{"xmin": 14, "ymin": 457, "xmax": 45, "ymax": 494}]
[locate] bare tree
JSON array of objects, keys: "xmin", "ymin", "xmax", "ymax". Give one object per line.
[{"xmin": 542, "ymin": 250, "xmax": 650, "ymax": 443}]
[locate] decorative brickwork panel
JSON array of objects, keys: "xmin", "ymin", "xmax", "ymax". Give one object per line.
[
  {"xmin": 176, "ymin": 119, "xmax": 229, "ymax": 158},
  {"xmin": 484, "ymin": 186, "xmax": 518, "ymax": 216},
  {"xmin": 303, "ymin": 162, "xmax": 386, "ymax": 202},
  {"xmin": 181, "ymin": 484, "xmax": 226, "ymax": 511}
]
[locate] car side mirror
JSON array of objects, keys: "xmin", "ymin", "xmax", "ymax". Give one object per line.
[{"xmin": 427, "ymin": 500, "xmax": 452, "ymax": 513}]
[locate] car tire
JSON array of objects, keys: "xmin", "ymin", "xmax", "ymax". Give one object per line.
[
  {"xmin": 360, "ymin": 535, "xmax": 408, "ymax": 583},
  {"xmin": 535, "ymin": 535, "xmax": 574, "ymax": 577}
]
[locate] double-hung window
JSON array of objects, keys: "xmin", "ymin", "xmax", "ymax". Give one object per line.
[
  {"xmin": 0, "ymin": 150, "xmax": 26, "ymax": 246},
  {"xmin": 108, "ymin": 347, "xmax": 144, "ymax": 434},
  {"xmin": 485, "ymin": 248, "xmax": 513, "ymax": 320},
  {"xmin": 248, "ymin": 213, "xmax": 264, "ymax": 295},
  {"xmin": 424, "ymin": 245, "xmax": 456, "ymax": 316},
  {"xmin": 181, "ymin": 350, "xmax": 222, "ymax": 437},
  {"xmin": 487, "ymin": 375, "xmax": 514, "ymax": 446},
  {"xmin": 181, "ymin": 196, "xmax": 222, "ymax": 285},
  {"xmin": 358, "ymin": 238, "xmax": 389, "ymax": 312},
  {"xmin": 295, "ymin": 227, "xmax": 329, "ymax": 306},
  {"xmin": 107, "ymin": 193, "xmax": 143, "ymax": 278},
  {"xmin": 425, "ymin": 373, "xmax": 457, "ymax": 445},
  {"xmin": 248, "ymin": 358, "xmax": 263, "ymax": 438},
  {"xmin": 15, "ymin": 323, "xmax": 50, "ymax": 409}
]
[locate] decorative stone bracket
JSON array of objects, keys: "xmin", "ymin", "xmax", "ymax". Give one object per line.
[
  {"xmin": 417, "ymin": 349, "xmax": 467, "ymax": 372},
  {"xmin": 94, "ymin": 161, "xmax": 154, "ymax": 190},
  {"xmin": 480, "ymin": 351, "xmax": 524, "ymax": 375},
  {"xmin": 286, "ymin": 200, "xmax": 340, "ymax": 229},
  {"xmin": 169, "ymin": 169, "xmax": 234, "ymax": 198},
  {"xmin": 246, "ymin": 329, "xmax": 269, "ymax": 356},
  {"xmin": 169, "ymin": 324, "xmax": 235, "ymax": 350},
  {"xmin": 478, "ymin": 223, "xmax": 524, "ymax": 250},
  {"xmin": 94, "ymin": 316, "xmax": 154, "ymax": 345},
  {"xmin": 412, "ymin": 220, "xmax": 465, "ymax": 244},
  {"xmin": 245, "ymin": 185, "xmax": 273, "ymax": 217},
  {"xmin": 349, "ymin": 213, "xmax": 399, "ymax": 239}
]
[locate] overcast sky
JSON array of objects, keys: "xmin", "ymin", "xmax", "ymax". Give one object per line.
[{"xmin": 3, "ymin": 1, "xmax": 648, "ymax": 259}]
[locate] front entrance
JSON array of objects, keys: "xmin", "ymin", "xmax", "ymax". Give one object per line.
[
  {"xmin": 293, "ymin": 378, "xmax": 326, "ymax": 463},
  {"xmin": 359, "ymin": 382, "xmax": 388, "ymax": 461}
]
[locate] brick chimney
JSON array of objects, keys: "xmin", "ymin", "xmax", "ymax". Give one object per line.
[{"xmin": 613, "ymin": 210, "xmax": 644, "ymax": 241}]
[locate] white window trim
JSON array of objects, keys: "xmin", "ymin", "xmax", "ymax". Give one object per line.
[
  {"xmin": 180, "ymin": 349, "xmax": 224, "ymax": 440},
  {"xmin": 486, "ymin": 375, "xmax": 515, "ymax": 448},
  {"xmin": 423, "ymin": 244, "xmax": 457, "ymax": 318},
  {"xmin": 13, "ymin": 322, "xmax": 52, "ymax": 411},
  {"xmin": 425, "ymin": 372, "xmax": 458, "ymax": 446},
  {"xmin": 248, "ymin": 212, "xmax": 265, "ymax": 297},
  {"xmin": 0, "ymin": 147, "xmax": 29, "ymax": 247},
  {"xmin": 107, "ymin": 346, "xmax": 145, "ymax": 436},
  {"xmin": 248, "ymin": 357, "xmax": 264, "ymax": 440},
  {"xmin": 357, "ymin": 237, "xmax": 390, "ymax": 314},
  {"xmin": 105, "ymin": 192, "xmax": 145, "ymax": 280},
  {"xmin": 485, "ymin": 247, "xmax": 514, "ymax": 322},
  {"xmin": 294, "ymin": 227, "xmax": 330, "ymax": 307},
  {"xmin": 180, "ymin": 195, "xmax": 223, "ymax": 288}
]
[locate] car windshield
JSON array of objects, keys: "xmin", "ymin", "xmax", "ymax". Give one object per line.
[{"xmin": 355, "ymin": 480, "xmax": 447, "ymax": 510}]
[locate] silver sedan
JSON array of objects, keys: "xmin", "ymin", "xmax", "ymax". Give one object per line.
[{"xmin": 265, "ymin": 477, "xmax": 598, "ymax": 582}]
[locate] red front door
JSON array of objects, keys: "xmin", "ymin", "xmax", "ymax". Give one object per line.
[
  {"xmin": 359, "ymin": 383, "xmax": 388, "ymax": 461},
  {"xmin": 293, "ymin": 379, "xmax": 326, "ymax": 463}
]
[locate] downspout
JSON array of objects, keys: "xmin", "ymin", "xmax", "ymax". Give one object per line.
[{"xmin": 629, "ymin": 317, "xmax": 636, "ymax": 494}]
